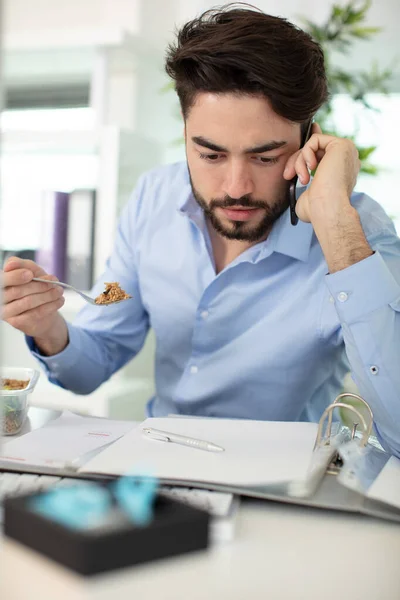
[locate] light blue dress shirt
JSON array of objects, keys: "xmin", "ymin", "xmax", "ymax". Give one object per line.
[{"xmin": 28, "ymin": 162, "xmax": 400, "ymax": 456}]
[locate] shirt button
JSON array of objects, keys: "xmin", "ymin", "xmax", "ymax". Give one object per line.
[
  {"xmin": 329, "ymin": 296, "xmax": 334, "ymax": 303},
  {"xmin": 370, "ymin": 365, "xmax": 379, "ymax": 375},
  {"xmin": 337, "ymin": 292, "xmax": 348, "ymax": 303},
  {"xmin": 190, "ymin": 365, "xmax": 199, "ymax": 375},
  {"xmin": 200, "ymin": 310, "xmax": 209, "ymax": 319}
]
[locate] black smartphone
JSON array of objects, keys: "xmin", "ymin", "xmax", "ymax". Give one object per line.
[{"xmin": 289, "ymin": 119, "xmax": 313, "ymax": 226}]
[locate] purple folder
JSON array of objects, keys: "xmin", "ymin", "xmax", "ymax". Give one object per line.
[{"xmin": 35, "ymin": 191, "xmax": 69, "ymax": 280}]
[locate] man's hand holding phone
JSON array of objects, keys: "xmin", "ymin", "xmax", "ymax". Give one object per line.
[
  {"xmin": 283, "ymin": 122, "xmax": 372, "ymax": 274},
  {"xmin": 283, "ymin": 122, "xmax": 361, "ymax": 226}
]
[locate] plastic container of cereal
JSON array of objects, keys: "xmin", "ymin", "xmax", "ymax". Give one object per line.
[{"xmin": 0, "ymin": 367, "xmax": 40, "ymax": 435}]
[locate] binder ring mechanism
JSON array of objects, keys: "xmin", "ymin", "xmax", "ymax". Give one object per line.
[
  {"xmin": 315, "ymin": 392, "xmax": 374, "ymax": 450},
  {"xmin": 289, "ymin": 393, "xmax": 374, "ymax": 499}
]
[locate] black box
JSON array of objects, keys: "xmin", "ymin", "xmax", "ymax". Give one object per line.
[{"xmin": 4, "ymin": 487, "xmax": 210, "ymax": 576}]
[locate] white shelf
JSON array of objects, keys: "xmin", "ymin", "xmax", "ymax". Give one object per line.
[{"xmin": 2, "ymin": 130, "xmax": 98, "ymax": 155}]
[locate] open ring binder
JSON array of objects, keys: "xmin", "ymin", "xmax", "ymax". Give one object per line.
[
  {"xmin": 316, "ymin": 401, "xmax": 369, "ymax": 449},
  {"xmin": 224, "ymin": 391, "xmax": 399, "ymax": 525},
  {"xmin": 289, "ymin": 393, "xmax": 376, "ymax": 498},
  {"xmin": 318, "ymin": 392, "xmax": 374, "ymax": 448}
]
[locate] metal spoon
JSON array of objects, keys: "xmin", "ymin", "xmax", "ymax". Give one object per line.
[{"xmin": 32, "ymin": 277, "xmax": 131, "ymax": 306}]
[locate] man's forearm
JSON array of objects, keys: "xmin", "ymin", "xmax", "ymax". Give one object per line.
[
  {"xmin": 311, "ymin": 199, "xmax": 374, "ymax": 274},
  {"xmin": 28, "ymin": 321, "xmax": 113, "ymax": 395},
  {"xmin": 33, "ymin": 313, "xmax": 69, "ymax": 356}
]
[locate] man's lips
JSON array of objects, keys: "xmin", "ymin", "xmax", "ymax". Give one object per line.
[{"xmin": 219, "ymin": 206, "xmax": 263, "ymax": 222}]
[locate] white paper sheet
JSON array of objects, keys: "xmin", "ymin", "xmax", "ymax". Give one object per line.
[
  {"xmin": 81, "ymin": 417, "xmax": 319, "ymax": 486},
  {"xmin": 0, "ymin": 412, "xmax": 138, "ymax": 469},
  {"xmin": 367, "ymin": 456, "xmax": 400, "ymax": 510}
]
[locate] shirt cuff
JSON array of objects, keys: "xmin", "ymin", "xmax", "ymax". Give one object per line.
[
  {"xmin": 26, "ymin": 322, "xmax": 82, "ymax": 375},
  {"xmin": 325, "ymin": 251, "xmax": 400, "ymax": 323}
]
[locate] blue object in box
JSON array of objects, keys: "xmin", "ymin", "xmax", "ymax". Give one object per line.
[
  {"xmin": 31, "ymin": 475, "xmax": 158, "ymax": 530},
  {"xmin": 3, "ymin": 478, "xmax": 210, "ymax": 576}
]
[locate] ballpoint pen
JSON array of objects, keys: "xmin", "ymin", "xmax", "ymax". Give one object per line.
[{"xmin": 142, "ymin": 427, "xmax": 225, "ymax": 453}]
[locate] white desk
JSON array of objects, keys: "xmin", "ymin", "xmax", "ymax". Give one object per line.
[{"xmin": 1, "ymin": 411, "xmax": 400, "ymax": 600}]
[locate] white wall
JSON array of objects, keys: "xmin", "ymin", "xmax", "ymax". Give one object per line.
[
  {"xmin": 3, "ymin": 0, "xmax": 141, "ymax": 48},
  {"xmin": 6, "ymin": 0, "xmax": 397, "ymax": 76}
]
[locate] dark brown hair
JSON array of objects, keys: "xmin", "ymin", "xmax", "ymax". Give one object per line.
[{"xmin": 165, "ymin": 3, "xmax": 329, "ymax": 127}]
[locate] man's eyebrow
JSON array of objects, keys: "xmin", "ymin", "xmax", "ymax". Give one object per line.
[{"xmin": 192, "ymin": 136, "xmax": 287, "ymax": 154}]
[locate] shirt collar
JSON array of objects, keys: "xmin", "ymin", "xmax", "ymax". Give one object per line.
[
  {"xmin": 259, "ymin": 197, "xmax": 314, "ymax": 263},
  {"xmin": 176, "ymin": 163, "xmax": 201, "ymax": 217},
  {"xmin": 176, "ymin": 165, "xmax": 314, "ymax": 263}
]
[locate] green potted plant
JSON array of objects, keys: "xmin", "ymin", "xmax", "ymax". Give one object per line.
[{"xmin": 301, "ymin": 0, "xmax": 395, "ymax": 174}]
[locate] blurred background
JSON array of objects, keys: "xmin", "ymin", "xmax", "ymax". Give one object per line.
[{"xmin": 0, "ymin": 0, "xmax": 399, "ymax": 420}]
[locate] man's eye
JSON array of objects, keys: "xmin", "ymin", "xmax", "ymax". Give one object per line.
[
  {"xmin": 257, "ymin": 156, "xmax": 279, "ymax": 164},
  {"xmin": 199, "ymin": 153, "xmax": 221, "ymax": 161}
]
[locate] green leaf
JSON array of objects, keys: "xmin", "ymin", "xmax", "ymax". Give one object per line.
[
  {"xmin": 360, "ymin": 163, "xmax": 379, "ymax": 175},
  {"xmin": 171, "ymin": 137, "xmax": 185, "ymax": 147},
  {"xmin": 332, "ymin": 6, "xmax": 343, "ymax": 19},
  {"xmin": 345, "ymin": 0, "xmax": 371, "ymax": 23},
  {"xmin": 350, "ymin": 26, "xmax": 381, "ymax": 38},
  {"xmin": 159, "ymin": 81, "xmax": 175, "ymax": 94},
  {"xmin": 358, "ymin": 146, "xmax": 377, "ymax": 160}
]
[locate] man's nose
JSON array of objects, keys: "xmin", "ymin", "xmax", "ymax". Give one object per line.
[{"xmin": 222, "ymin": 161, "xmax": 255, "ymax": 200}]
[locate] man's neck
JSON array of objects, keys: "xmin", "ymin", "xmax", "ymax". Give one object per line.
[{"xmin": 207, "ymin": 221, "xmax": 269, "ymax": 274}]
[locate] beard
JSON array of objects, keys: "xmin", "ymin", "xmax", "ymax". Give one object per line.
[{"xmin": 189, "ymin": 173, "xmax": 289, "ymax": 242}]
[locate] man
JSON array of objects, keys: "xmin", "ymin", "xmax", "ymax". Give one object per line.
[{"xmin": 2, "ymin": 5, "xmax": 400, "ymax": 455}]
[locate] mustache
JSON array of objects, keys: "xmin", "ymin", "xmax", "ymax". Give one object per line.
[{"xmin": 209, "ymin": 195, "xmax": 267, "ymax": 210}]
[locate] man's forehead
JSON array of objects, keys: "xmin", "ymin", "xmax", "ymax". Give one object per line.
[
  {"xmin": 191, "ymin": 90, "xmax": 267, "ymax": 105},
  {"xmin": 186, "ymin": 92, "xmax": 298, "ymax": 139},
  {"xmin": 189, "ymin": 91, "xmax": 273, "ymax": 115}
]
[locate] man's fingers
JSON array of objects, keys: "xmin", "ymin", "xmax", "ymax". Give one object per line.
[
  {"xmin": 4, "ymin": 278, "xmax": 61, "ymax": 304},
  {"xmin": 302, "ymin": 146, "xmax": 318, "ymax": 172},
  {"xmin": 284, "ymin": 148, "xmax": 312, "ymax": 181},
  {"xmin": 2, "ymin": 286, "xmax": 64, "ymax": 320},
  {"xmin": 3, "ymin": 257, "xmax": 25, "ymax": 272},
  {"xmin": 283, "ymin": 142, "xmax": 329, "ymax": 180},
  {"xmin": 311, "ymin": 122, "xmax": 323, "ymax": 135},
  {"xmin": 2, "ymin": 268, "xmax": 33, "ymax": 287},
  {"xmin": 294, "ymin": 153, "xmax": 311, "ymax": 185},
  {"xmin": 3, "ymin": 257, "xmax": 48, "ymax": 277},
  {"xmin": 2, "ymin": 265, "xmax": 58, "ymax": 291},
  {"xmin": 6, "ymin": 297, "xmax": 65, "ymax": 333}
]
